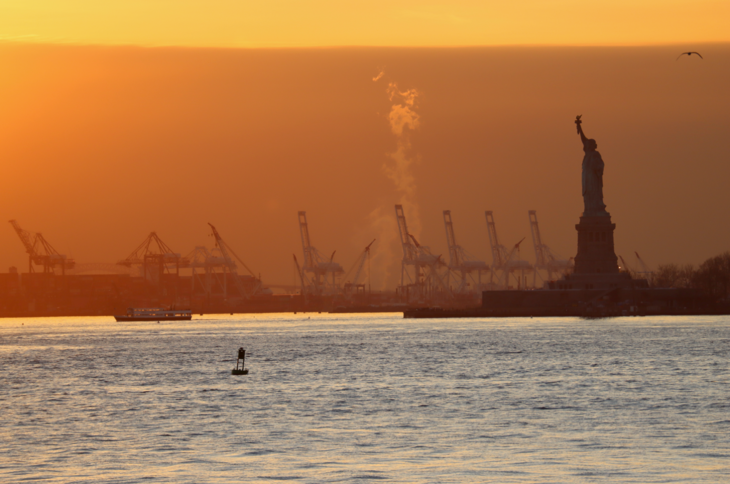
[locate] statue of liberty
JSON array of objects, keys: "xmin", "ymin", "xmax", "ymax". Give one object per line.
[{"xmin": 575, "ymin": 115, "xmax": 607, "ymax": 215}]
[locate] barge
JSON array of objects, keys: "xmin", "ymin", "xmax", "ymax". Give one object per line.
[{"xmin": 114, "ymin": 307, "xmax": 192, "ymax": 322}]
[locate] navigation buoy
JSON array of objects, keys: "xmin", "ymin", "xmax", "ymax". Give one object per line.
[{"xmin": 231, "ymin": 347, "xmax": 248, "ymax": 375}]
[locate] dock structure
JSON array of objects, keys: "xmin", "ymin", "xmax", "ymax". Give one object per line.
[
  {"xmin": 297, "ymin": 211, "xmax": 344, "ymax": 296},
  {"xmin": 443, "ymin": 210, "xmax": 489, "ymax": 295},
  {"xmin": 395, "ymin": 204, "xmax": 449, "ymax": 303}
]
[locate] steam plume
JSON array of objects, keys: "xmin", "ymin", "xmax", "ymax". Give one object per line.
[{"xmin": 368, "ymin": 72, "xmax": 423, "ymax": 289}]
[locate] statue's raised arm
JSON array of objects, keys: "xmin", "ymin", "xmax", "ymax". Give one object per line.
[{"xmin": 575, "ymin": 115, "xmax": 596, "ymax": 152}]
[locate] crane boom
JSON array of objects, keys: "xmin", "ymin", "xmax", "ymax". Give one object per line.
[
  {"xmin": 619, "ymin": 255, "xmax": 635, "ymax": 275},
  {"xmin": 529, "ymin": 211, "xmax": 548, "ymax": 268},
  {"xmin": 9, "ymin": 220, "xmax": 37, "ymax": 272},
  {"xmin": 484, "ymin": 211, "xmax": 505, "ymax": 268},
  {"xmin": 208, "ymin": 223, "xmax": 260, "ymax": 299},
  {"xmin": 295, "ymin": 211, "xmax": 343, "ymax": 295},
  {"xmin": 634, "ymin": 252, "xmax": 654, "ymax": 284},
  {"xmin": 505, "ymin": 237, "xmax": 526, "ymax": 263},
  {"xmin": 443, "ymin": 210, "xmax": 460, "ymax": 268},
  {"xmin": 9, "ymin": 220, "xmax": 74, "ymax": 273},
  {"xmin": 9, "ymin": 220, "xmax": 35, "ymax": 257},
  {"xmin": 395, "ymin": 204, "xmax": 417, "ymax": 262},
  {"xmin": 348, "ymin": 239, "xmax": 376, "ymax": 287},
  {"xmin": 527, "ymin": 210, "xmax": 573, "ymax": 284},
  {"xmin": 298, "ymin": 211, "xmax": 317, "ymax": 269},
  {"xmin": 293, "ymin": 254, "xmax": 306, "ymax": 295},
  {"xmin": 117, "ymin": 232, "xmax": 179, "ymax": 267}
]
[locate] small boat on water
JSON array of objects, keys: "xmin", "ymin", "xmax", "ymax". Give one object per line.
[{"xmin": 114, "ymin": 307, "xmax": 192, "ymax": 322}]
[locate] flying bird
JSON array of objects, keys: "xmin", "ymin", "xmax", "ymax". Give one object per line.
[{"xmin": 676, "ymin": 51, "xmax": 703, "ymax": 60}]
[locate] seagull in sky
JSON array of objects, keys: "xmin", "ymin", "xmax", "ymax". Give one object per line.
[{"xmin": 676, "ymin": 51, "xmax": 703, "ymax": 60}]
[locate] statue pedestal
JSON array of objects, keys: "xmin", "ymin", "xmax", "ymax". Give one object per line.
[
  {"xmin": 560, "ymin": 212, "xmax": 633, "ymax": 290},
  {"xmin": 574, "ymin": 213, "xmax": 618, "ymax": 274}
]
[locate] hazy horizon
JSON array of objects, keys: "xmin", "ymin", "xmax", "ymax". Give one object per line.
[
  {"xmin": 2, "ymin": 42, "xmax": 729, "ymax": 289},
  {"xmin": 2, "ymin": 0, "xmax": 729, "ymax": 47}
]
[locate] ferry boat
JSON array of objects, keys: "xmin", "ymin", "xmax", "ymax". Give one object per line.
[{"xmin": 114, "ymin": 307, "xmax": 192, "ymax": 322}]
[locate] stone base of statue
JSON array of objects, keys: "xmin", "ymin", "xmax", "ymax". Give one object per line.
[
  {"xmin": 553, "ymin": 210, "xmax": 634, "ymax": 290},
  {"xmin": 575, "ymin": 212, "xmax": 618, "ymax": 274}
]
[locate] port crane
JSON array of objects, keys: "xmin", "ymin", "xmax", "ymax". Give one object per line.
[
  {"xmin": 297, "ymin": 211, "xmax": 344, "ymax": 295},
  {"xmin": 528, "ymin": 210, "xmax": 573, "ymax": 286},
  {"xmin": 395, "ymin": 204, "xmax": 449, "ymax": 301},
  {"xmin": 343, "ymin": 239, "xmax": 376, "ymax": 294},
  {"xmin": 484, "ymin": 211, "xmax": 533, "ymax": 289},
  {"xmin": 207, "ymin": 223, "xmax": 263, "ymax": 299},
  {"xmin": 9, "ymin": 220, "xmax": 75, "ymax": 274},
  {"xmin": 619, "ymin": 255, "xmax": 635, "ymax": 275},
  {"xmin": 618, "ymin": 253, "xmax": 653, "ymax": 285},
  {"xmin": 634, "ymin": 252, "xmax": 654, "ymax": 285},
  {"xmin": 184, "ymin": 246, "xmax": 228, "ymax": 298},
  {"xmin": 186, "ymin": 246, "xmax": 213, "ymax": 297},
  {"xmin": 443, "ymin": 210, "xmax": 489, "ymax": 294},
  {"xmin": 117, "ymin": 232, "xmax": 182, "ymax": 285},
  {"xmin": 485, "ymin": 211, "xmax": 507, "ymax": 287}
]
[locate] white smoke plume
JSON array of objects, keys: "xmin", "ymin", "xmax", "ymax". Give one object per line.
[{"xmin": 368, "ymin": 72, "xmax": 423, "ymax": 290}]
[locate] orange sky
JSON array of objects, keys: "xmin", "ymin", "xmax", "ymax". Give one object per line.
[
  {"xmin": 1, "ymin": 43, "xmax": 729, "ymax": 289},
  {"xmin": 0, "ymin": 1, "xmax": 729, "ymax": 47},
  {"xmin": 1, "ymin": 3, "xmax": 729, "ymax": 289}
]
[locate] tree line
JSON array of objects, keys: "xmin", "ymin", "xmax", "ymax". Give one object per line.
[{"xmin": 652, "ymin": 251, "xmax": 730, "ymax": 299}]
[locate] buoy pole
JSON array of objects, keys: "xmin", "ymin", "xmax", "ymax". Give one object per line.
[{"xmin": 232, "ymin": 347, "xmax": 248, "ymax": 375}]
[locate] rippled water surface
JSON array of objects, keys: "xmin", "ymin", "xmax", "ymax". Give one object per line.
[{"xmin": 1, "ymin": 314, "xmax": 728, "ymax": 482}]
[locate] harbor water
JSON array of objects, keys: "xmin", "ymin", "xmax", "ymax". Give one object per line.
[{"xmin": 1, "ymin": 313, "xmax": 728, "ymax": 482}]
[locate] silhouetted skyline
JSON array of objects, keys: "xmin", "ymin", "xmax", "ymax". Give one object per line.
[{"xmin": 1, "ymin": 43, "xmax": 729, "ymax": 289}]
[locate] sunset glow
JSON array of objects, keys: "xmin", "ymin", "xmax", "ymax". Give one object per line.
[
  {"xmin": 1, "ymin": 2, "xmax": 729, "ymax": 291},
  {"xmin": 1, "ymin": 0, "xmax": 729, "ymax": 48},
  {"xmin": 3, "ymin": 2, "xmax": 730, "ymax": 483}
]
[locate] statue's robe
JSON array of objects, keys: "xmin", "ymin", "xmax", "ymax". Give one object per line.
[{"xmin": 581, "ymin": 149, "xmax": 606, "ymax": 214}]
